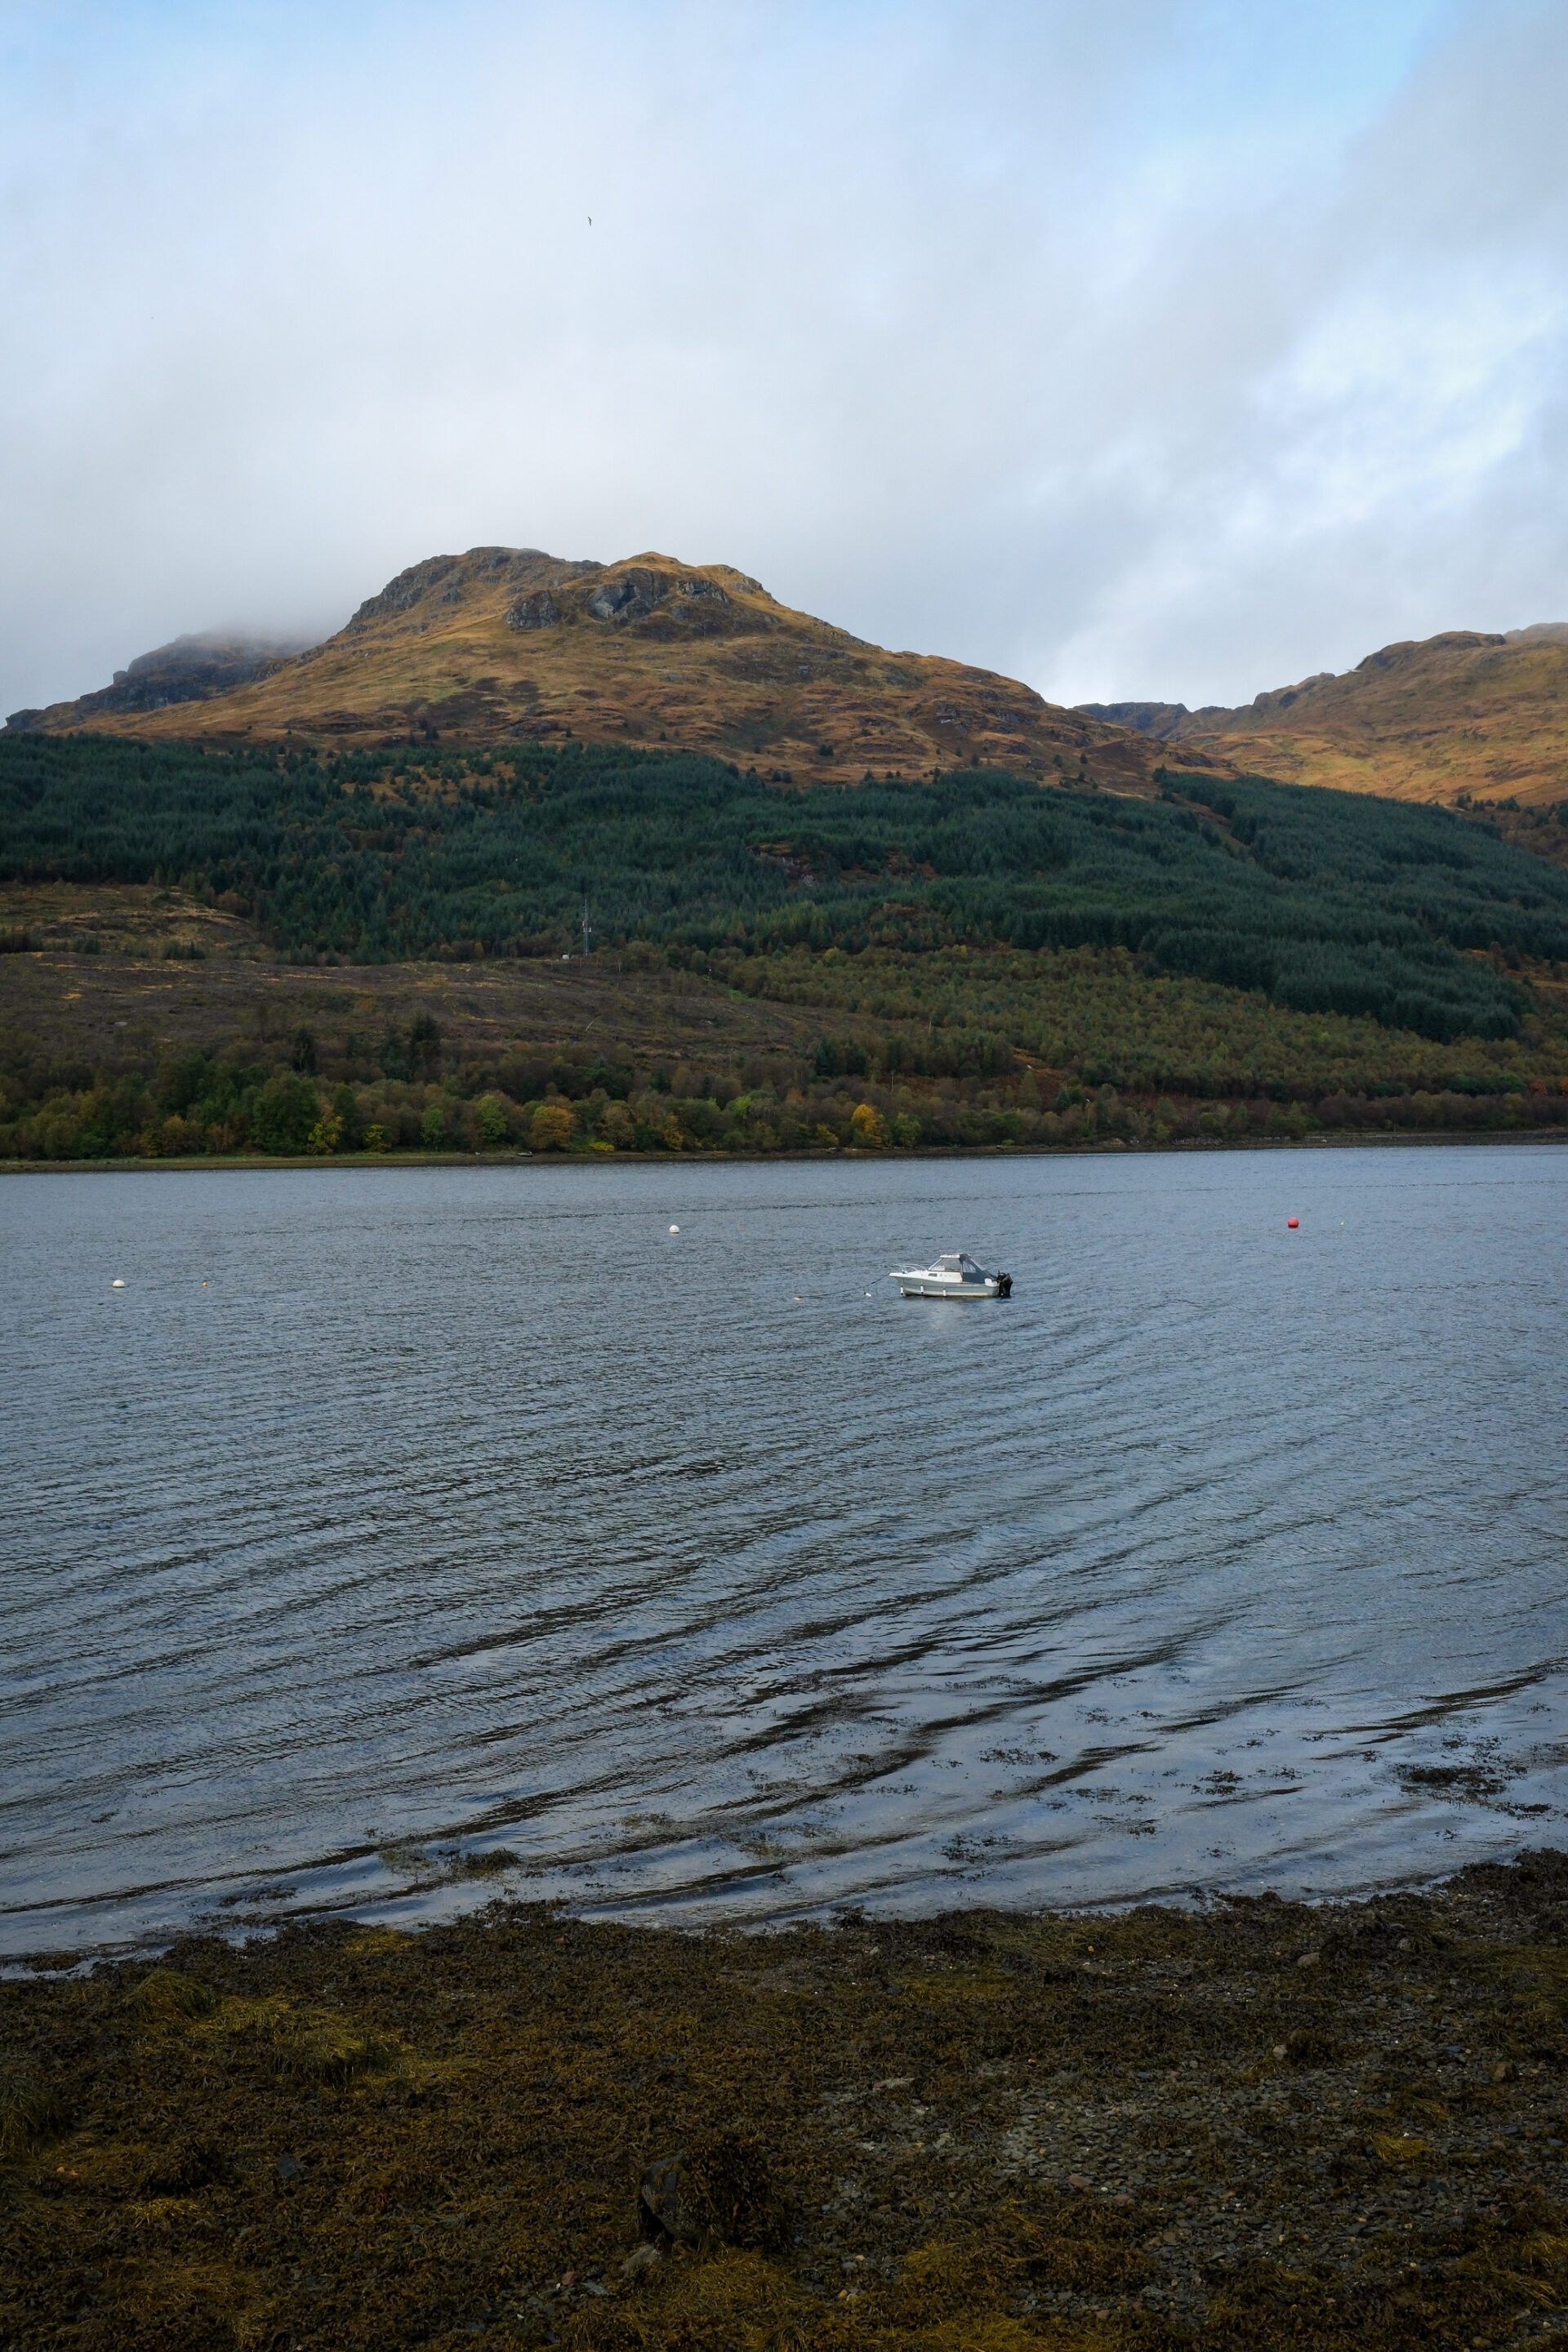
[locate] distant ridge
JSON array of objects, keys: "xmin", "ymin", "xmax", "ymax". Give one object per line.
[
  {"xmin": 1079, "ymin": 623, "xmax": 1568, "ymax": 810},
  {"xmin": 6, "ymin": 631, "xmax": 310, "ymax": 733},
  {"xmin": 7, "ymin": 547, "xmax": 1188, "ymax": 791}
]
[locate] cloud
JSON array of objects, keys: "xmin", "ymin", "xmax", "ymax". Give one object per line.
[{"xmin": 2, "ymin": 0, "xmax": 1564, "ymax": 715}]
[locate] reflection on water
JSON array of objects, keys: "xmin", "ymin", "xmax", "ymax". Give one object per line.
[{"xmin": 2, "ymin": 1144, "xmax": 1566, "ymax": 1954}]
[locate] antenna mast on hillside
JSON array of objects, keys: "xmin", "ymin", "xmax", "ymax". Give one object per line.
[{"xmin": 581, "ymin": 895, "xmax": 594, "ymax": 957}]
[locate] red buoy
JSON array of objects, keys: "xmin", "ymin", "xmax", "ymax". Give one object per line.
[{"xmin": 1287, "ymin": 1216, "xmax": 1299, "ymax": 1228}]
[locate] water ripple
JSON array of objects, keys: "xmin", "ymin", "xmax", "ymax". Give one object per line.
[{"xmin": 2, "ymin": 1145, "xmax": 1566, "ymax": 1953}]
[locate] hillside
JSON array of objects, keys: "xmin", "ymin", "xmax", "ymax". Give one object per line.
[
  {"xmin": 7, "ymin": 730, "xmax": 1568, "ymax": 1040},
  {"xmin": 6, "ymin": 736, "xmax": 1567, "ymax": 1163},
  {"xmin": 3, "ymin": 866, "xmax": 1565, "ymax": 1167},
  {"xmin": 8, "ymin": 602, "xmax": 1568, "ymax": 1161},
  {"xmin": 1080, "ymin": 623, "xmax": 1568, "ymax": 817},
  {"xmin": 6, "ymin": 546, "xmax": 1178, "ymax": 791}
]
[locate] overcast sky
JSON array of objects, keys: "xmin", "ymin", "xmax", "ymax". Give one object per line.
[{"xmin": 3, "ymin": 0, "xmax": 1566, "ymax": 717}]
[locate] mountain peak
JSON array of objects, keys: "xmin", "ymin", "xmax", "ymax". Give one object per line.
[{"xmin": 11, "ymin": 546, "xmax": 1172, "ymax": 791}]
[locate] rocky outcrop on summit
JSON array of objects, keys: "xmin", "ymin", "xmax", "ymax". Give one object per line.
[
  {"xmin": 350, "ymin": 548, "xmax": 603, "ymax": 629},
  {"xmin": 505, "ymin": 591, "xmax": 561, "ymax": 631},
  {"xmin": 14, "ymin": 546, "xmax": 1166, "ymax": 791}
]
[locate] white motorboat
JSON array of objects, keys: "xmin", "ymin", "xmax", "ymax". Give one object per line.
[{"xmin": 889, "ymin": 1251, "xmax": 1012, "ymax": 1300}]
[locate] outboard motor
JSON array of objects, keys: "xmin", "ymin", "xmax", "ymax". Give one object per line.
[{"xmin": 996, "ymin": 1272, "xmax": 1013, "ymax": 1298}]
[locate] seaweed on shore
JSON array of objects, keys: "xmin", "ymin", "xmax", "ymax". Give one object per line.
[{"xmin": 2, "ymin": 1855, "xmax": 1567, "ymax": 2350}]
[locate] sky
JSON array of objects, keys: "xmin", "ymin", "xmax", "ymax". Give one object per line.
[{"xmin": 3, "ymin": 0, "xmax": 1566, "ymax": 718}]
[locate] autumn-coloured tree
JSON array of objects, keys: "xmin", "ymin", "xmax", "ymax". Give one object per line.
[{"xmin": 530, "ymin": 1102, "xmax": 575, "ymax": 1152}]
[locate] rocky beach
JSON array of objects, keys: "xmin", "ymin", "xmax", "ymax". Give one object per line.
[{"xmin": 4, "ymin": 1852, "xmax": 1567, "ymax": 2350}]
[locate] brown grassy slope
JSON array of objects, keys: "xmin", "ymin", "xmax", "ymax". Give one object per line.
[
  {"xmin": 1088, "ymin": 626, "xmax": 1568, "ymax": 814},
  {"xmin": 17, "ymin": 546, "xmax": 1180, "ymax": 792}
]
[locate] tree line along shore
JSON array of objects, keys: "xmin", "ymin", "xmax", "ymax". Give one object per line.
[
  {"xmin": 3, "ymin": 1016, "xmax": 1565, "ymax": 1165},
  {"xmin": 1, "ymin": 939, "xmax": 1565, "ymax": 1166},
  {"xmin": 2, "ymin": 1851, "xmax": 1566, "ymax": 2350}
]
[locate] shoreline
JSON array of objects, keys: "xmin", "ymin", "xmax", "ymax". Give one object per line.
[
  {"xmin": 5, "ymin": 1128, "xmax": 1567, "ymax": 1175},
  {"xmin": 4, "ymin": 1851, "xmax": 1566, "ymax": 2349}
]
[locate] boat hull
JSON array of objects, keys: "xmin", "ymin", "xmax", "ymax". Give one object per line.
[{"xmin": 891, "ymin": 1274, "xmax": 1004, "ymax": 1299}]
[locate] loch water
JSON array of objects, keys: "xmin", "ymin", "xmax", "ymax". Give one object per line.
[{"xmin": 3, "ymin": 1143, "xmax": 1566, "ymax": 1957}]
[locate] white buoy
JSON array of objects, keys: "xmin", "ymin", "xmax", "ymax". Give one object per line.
[
  {"xmin": 111, "ymin": 1279, "xmax": 125, "ymax": 1288},
  {"xmin": 669, "ymin": 1224, "xmax": 679, "ymax": 1233}
]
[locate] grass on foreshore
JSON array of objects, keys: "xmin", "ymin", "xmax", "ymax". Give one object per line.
[{"xmin": 2, "ymin": 1855, "xmax": 1567, "ymax": 2351}]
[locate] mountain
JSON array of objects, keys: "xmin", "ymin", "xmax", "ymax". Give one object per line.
[
  {"xmin": 1080, "ymin": 624, "xmax": 1568, "ymax": 810},
  {"xmin": 7, "ymin": 547, "xmax": 1185, "ymax": 791},
  {"xmin": 5, "ymin": 631, "xmax": 310, "ymax": 731}
]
